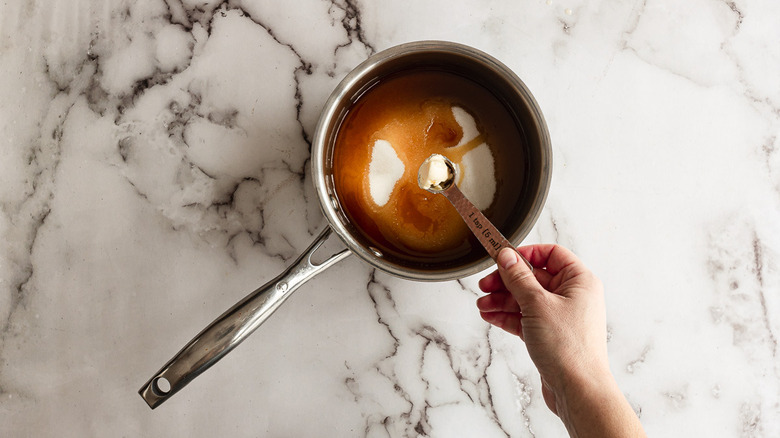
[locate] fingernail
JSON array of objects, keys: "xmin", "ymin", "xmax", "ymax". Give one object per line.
[{"xmin": 498, "ymin": 248, "xmax": 518, "ymax": 270}]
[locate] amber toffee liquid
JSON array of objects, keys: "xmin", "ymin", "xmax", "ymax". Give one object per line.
[{"xmin": 332, "ymin": 69, "xmax": 529, "ymax": 269}]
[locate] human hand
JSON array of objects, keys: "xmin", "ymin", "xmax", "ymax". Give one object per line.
[
  {"xmin": 477, "ymin": 245, "xmax": 609, "ymax": 413},
  {"xmin": 476, "ymin": 245, "xmax": 645, "ymax": 437}
]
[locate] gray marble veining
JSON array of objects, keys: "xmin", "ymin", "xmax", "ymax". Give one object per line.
[{"xmin": 1, "ymin": 0, "xmax": 779, "ymax": 436}]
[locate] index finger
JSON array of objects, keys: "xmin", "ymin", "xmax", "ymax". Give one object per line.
[{"xmin": 517, "ymin": 244, "xmax": 585, "ymax": 276}]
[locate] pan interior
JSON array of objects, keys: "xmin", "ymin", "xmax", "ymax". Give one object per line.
[{"xmin": 314, "ymin": 43, "xmax": 550, "ymax": 281}]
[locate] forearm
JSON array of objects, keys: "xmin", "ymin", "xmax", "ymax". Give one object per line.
[{"xmin": 554, "ymin": 369, "xmax": 646, "ymax": 438}]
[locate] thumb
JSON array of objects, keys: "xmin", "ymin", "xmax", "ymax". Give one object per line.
[{"xmin": 496, "ymin": 248, "xmax": 544, "ymax": 307}]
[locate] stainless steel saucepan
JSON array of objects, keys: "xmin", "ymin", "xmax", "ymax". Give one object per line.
[{"xmin": 139, "ymin": 40, "xmax": 552, "ymax": 408}]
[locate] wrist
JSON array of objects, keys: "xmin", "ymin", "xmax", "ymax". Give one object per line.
[
  {"xmin": 549, "ymin": 364, "xmax": 645, "ymax": 437},
  {"xmin": 550, "ymin": 362, "xmax": 618, "ymax": 419}
]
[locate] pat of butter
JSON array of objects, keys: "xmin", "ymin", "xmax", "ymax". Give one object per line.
[{"xmin": 420, "ymin": 154, "xmax": 452, "ymax": 191}]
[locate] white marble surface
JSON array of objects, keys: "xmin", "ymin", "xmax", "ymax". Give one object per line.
[{"xmin": 1, "ymin": 0, "xmax": 779, "ymax": 436}]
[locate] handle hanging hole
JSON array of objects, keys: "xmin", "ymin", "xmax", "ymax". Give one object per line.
[{"xmin": 154, "ymin": 377, "xmax": 171, "ymax": 394}]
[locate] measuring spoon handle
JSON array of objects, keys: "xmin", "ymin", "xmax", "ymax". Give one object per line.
[{"xmin": 442, "ymin": 185, "xmax": 533, "ymax": 270}]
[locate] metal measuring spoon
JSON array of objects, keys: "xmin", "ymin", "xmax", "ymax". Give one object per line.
[{"xmin": 418, "ymin": 154, "xmax": 533, "ymax": 270}]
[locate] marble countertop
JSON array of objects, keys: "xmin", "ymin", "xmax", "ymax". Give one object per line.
[{"xmin": 2, "ymin": 1, "xmax": 779, "ymax": 436}]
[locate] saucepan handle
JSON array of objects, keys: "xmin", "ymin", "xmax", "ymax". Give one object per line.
[{"xmin": 139, "ymin": 227, "xmax": 351, "ymax": 409}]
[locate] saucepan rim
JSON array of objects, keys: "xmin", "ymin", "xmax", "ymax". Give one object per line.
[{"xmin": 311, "ymin": 40, "xmax": 552, "ymax": 281}]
